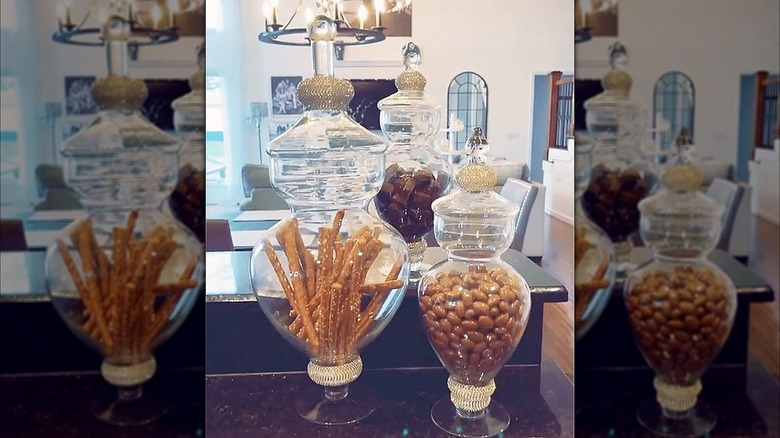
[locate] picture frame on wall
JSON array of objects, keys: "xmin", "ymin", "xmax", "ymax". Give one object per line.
[
  {"xmin": 271, "ymin": 77, "xmax": 303, "ymax": 116},
  {"xmin": 576, "ymin": 0, "xmax": 618, "ymax": 37},
  {"xmin": 64, "ymin": 76, "xmax": 99, "ymax": 115},
  {"xmin": 132, "ymin": 0, "xmax": 205, "ymax": 37}
]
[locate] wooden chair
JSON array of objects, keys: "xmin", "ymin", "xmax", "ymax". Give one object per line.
[
  {"xmin": 0, "ymin": 220, "xmax": 28, "ymax": 251},
  {"xmin": 205, "ymin": 219, "xmax": 234, "ymax": 252}
]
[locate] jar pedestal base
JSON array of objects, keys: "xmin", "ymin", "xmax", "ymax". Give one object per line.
[
  {"xmin": 430, "ymin": 398, "xmax": 510, "ymax": 437},
  {"xmin": 637, "ymin": 399, "xmax": 716, "ymax": 437},
  {"xmin": 295, "ymin": 381, "xmax": 376, "ymax": 425},
  {"xmin": 90, "ymin": 385, "xmax": 168, "ymax": 426}
]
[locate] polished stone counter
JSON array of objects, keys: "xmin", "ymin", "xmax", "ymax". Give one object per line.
[
  {"xmin": 0, "ymin": 369, "xmax": 204, "ymax": 438},
  {"xmin": 207, "ymin": 361, "xmax": 573, "ymax": 438},
  {"xmin": 574, "ymin": 361, "xmax": 779, "ymax": 437}
]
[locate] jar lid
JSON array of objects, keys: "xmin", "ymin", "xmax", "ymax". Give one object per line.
[
  {"xmin": 584, "ymin": 41, "xmax": 645, "ymax": 112},
  {"xmin": 378, "ymin": 42, "xmax": 442, "ymax": 142},
  {"xmin": 172, "ymin": 42, "xmax": 205, "ymax": 112},
  {"xmin": 638, "ymin": 163, "xmax": 724, "ymax": 253},
  {"xmin": 266, "ymin": 16, "xmax": 387, "ymax": 208}
]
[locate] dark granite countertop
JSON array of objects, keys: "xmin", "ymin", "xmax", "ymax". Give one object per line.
[
  {"xmin": 206, "ymin": 361, "xmax": 573, "ymax": 438},
  {"xmin": 0, "ymin": 369, "xmax": 205, "ymax": 438},
  {"xmin": 574, "ymin": 361, "xmax": 780, "ymax": 437}
]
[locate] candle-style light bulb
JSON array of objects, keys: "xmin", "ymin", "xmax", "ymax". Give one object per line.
[
  {"xmin": 333, "ymin": 0, "xmax": 341, "ymax": 21},
  {"xmin": 98, "ymin": 7, "xmax": 109, "ymax": 25},
  {"xmin": 374, "ymin": 0, "xmax": 384, "ymax": 27},
  {"xmin": 151, "ymin": 4, "xmax": 162, "ymax": 29},
  {"xmin": 63, "ymin": 0, "xmax": 74, "ymax": 26},
  {"xmin": 304, "ymin": 7, "xmax": 315, "ymax": 24},
  {"xmin": 581, "ymin": 0, "xmax": 592, "ymax": 27},
  {"xmin": 270, "ymin": 0, "xmax": 279, "ymax": 25},
  {"xmin": 167, "ymin": 0, "xmax": 179, "ymax": 28},
  {"xmin": 263, "ymin": 1, "xmax": 273, "ymax": 29},
  {"xmin": 358, "ymin": 4, "xmax": 368, "ymax": 29},
  {"xmin": 56, "ymin": 1, "xmax": 66, "ymax": 30}
]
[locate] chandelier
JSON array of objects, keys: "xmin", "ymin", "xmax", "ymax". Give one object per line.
[
  {"xmin": 50, "ymin": 0, "xmax": 202, "ymax": 47},
  {"xmin": 259, "ymin": 0, "xmax": 412, "ymax": 47}
]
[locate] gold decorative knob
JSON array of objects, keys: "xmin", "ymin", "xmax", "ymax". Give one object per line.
[
  {"xmin": 91, "ymin": 76, "xmax": 148, "ymax": 111},
  {"xmin": 296, "ymin": 76, "xmax": 355, "ymax": 111}
]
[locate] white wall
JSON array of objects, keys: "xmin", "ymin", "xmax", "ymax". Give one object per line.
[
  {"xmin": 575, "ymin": 0, "xmax": 780, "ymax": 164},
  {"xmin": 236, "ymin": 0, "xmax": 574, "ymax": 165},
  {"xmin": 31, "ymin": 0, "xmax": 202, "ymax": 163}
]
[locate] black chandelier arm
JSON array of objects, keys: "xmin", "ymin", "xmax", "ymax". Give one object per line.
[
  {"xmin": 258, "ymin": 26, "xmax": 385, "ymax": 47},
  {"xmin": 52, "ymin": 26, "xmax": 180, "ymax": 47}
]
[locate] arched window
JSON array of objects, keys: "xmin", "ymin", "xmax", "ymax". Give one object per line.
[
  {"xmin": 653, "ymin": 71, "xmax": 695, "ymax": 150},
  {"xmin": 447, "ymin": 72, "xmax": 488, "ymax": 149}
]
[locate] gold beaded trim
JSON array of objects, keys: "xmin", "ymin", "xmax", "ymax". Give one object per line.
[
  {"xmin": 91, "ymin": 76, "xmax": 149, "ymax": 110},
  {"xmin": 447, "ymin": 377, "xmax": 496, "ymax": 412},
  {"xmin": 396, "ymin": 70, "xmax": 427, "ymax": 92},
  {"xmin": 101, "ymin": 357, "xmax": 156, "ymax": 387},
  {"xmin": 307, "ymin": 357, "xmax": 363, "ymax": 387},
  {"xmin": 654, "ymin": 377, "xmax": 701, "ymax": 413},
  {"xmin": 456, "ymin": 163, "xmax": 498, "ymax": 192},
  {"xmin": 663, "ymin": 164, "xmax": 704, "ymax": 192},
  {"xmin": 296, "ymin": 75, "xmax": 355, "ymax": 111}
]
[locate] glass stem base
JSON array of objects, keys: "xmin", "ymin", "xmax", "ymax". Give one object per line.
[
  {"xmin": 637, "ymin": 398, "xmax": 716, "ymax": 437},
  {"xmin": 294, "ymin": 381, "xmax": 376, "ymax": 425},
  {"xmin": 431, "ymin": 398, "xmax": 510, "ymax": 437},
  {"xmin": 89, "ymin": 384, "xmax": 168, "ymax": 426},
  {"xmin": 407, "ymin": 239, "xmax": 428, "ymax": 282}
]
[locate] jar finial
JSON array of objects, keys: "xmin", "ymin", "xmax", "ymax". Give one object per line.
[{"xmin": 395, "ymin": 41, "xmax": 427, "ymax": 91}]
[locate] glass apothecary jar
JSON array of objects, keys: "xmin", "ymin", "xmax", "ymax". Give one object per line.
[
  {"xmin": 574, "ymin": 133, "xmax": 616, "ymax": 340},
  {"xmin": 419, "ymin": 146, "xmax": 531, "ymax": 437},
  {"xmin": 249, "ymin": 16, "xmax": 410, "ymax": 426},
  {"xmin": 45, "ymin": 16, "xmax": 204, "ymax": 426},
  {"xmin": 169, "ymin": 42, "xmax": 206, "ymax": 242},
  {"xmin": 582, "ymin": 42, "xmax": 657, "ymax": 275},
  {"xmin": 624, "ymin": 163, "xmax": 736, "ymax": 437},
  {"xmin": 375, "ymin": 42, "xmax": 452, "ymax": 280}
]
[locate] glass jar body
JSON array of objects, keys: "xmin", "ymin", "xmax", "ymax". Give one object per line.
[
  {"xmin": 374, "ymin": 143, "xmax": 452, "ymax": 272},
  {"xmin": 419, "ymin": 258, "xmax": 531, "ymax": 386},
  {"xmin": 250, "ymin": 209, "xmax": 410, "ymax": 366},
  {"xmin": 574, "ymin": 201, "xmax": 616, "ymax": 340},
  {"xmin": 624, "ymin": 255, "xmax": 736, "ymax": 386},
  {"xmin": 45, "ymin": 208, "xmax": 204, "ymax": 366}
]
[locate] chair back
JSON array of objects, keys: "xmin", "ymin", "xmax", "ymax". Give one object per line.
[
  {"xmin": 33, "ymin": 188, "xmax": 83, "ymax": 211},
  {"xmin": 0, "ymin": 220, "xmax": 28, "ymax": 251},
  {"xmin": 499, "ymin": 178, "xmax": 539, "ymax": 253},
  {"xmin": 241, "ymin": 164, "xmax": 273, "ymax": 197},
  {"xmin": 705, "ymin": 178, "xmax": 744, "ymax": 251},
  {"xmin": 205, "ymin": 219, "xmax": 234, "ymax": 252},
  {"xmin": 240, "ymin": 188, "xmax": 289, "ymax": 211}
]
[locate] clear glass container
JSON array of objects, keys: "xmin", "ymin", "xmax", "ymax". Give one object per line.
[
  {"xmin": 44, "ymin": 16, "xmax": 203, "ymax": 426},
  {"xmin": 249, "ymin": 16, "xmax": 410, "ymax": 426},
  {"xmin": 418, "ymin": 144, "xmax": 531, "ymax": 437},
  {"xmin": 169, "ymin": 42, "xmax": 206, "ymax": 242},
  {"xmin": 374, "ymin": 42, "xmax": 452, "ymax": 279},
  {"xmin": 624, "ymin": 162, "xmax": 737, "ymax": 437},
  {"xmin": 582, "ymin": 42, "xmax": 657, "ymax": 275},
  {"xmin": 574, "ymin": 133, "xmax": 616, "ymax": 341}
]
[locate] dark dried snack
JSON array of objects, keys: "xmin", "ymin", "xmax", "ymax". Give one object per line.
[
  {"xmin": 169, "ymin": 164, "xmax": 205, "ymax": 242},
  {"xmin": 374, "ymin": 165, "xmax": 447, "ymax": 242},
  {"xmin": 582, "ymin": 165, "xmax": 650, "ymax": 241}
]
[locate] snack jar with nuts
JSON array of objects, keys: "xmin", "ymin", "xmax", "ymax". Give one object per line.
[
  {"xmin": 574, "ymin": 133, "xmax": 616, "ymax": 340},
  {"xmin": 624, "ymin": 163, "xmax": 737, "ymax": 437},
  {"xmin": 374, "ymin": 41, "xmax": 452, "ymax": 280},
  {"xmin": 249, "ymin": 16, "xmax": 410, "ymax": 426},
  {"xmin": 44, "ymin": 16, "xmax": 204, "ymax": 426},
  {"xmin": 419, "ymin": 148, "xmax": 531, "ymax": 437},
  {"xmin": 582, "ymin": 42, "xmax": 657, "ymax": 274},
  {"xmin": 168, "ymin": 42, "xmax": 206, "ymax": 243}
]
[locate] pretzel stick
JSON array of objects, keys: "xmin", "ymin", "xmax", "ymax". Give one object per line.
[
  {"xmin": 292, "ymin": 226, "xmax": 316, "ymax": 301},
  {"xmin": 358, "ymin": 280, "xmax": 405, "ymax": 294},
  {"xmin": 346, "ymin": 240, "xmax": 366, "ymax": 352},
  {"xmin": 75, "ymin": 224, "xmax": 113, "ymax": 350},
  {"xmin": 57, "ymin": 241, "xmax": 92, "ymax": 312},
  {"xmin": 144, "ymin": 255, "xmax": 199, "ymax": 348},
  {"xmin": 265, "ymin": 238, "xmax": 318, "ymax": 347},
  {"xmin": 325, "ymin": 282, "xmax": 343, "ymax": 357},
  {"xmin": 353, "ymin": 255, "xmax": 404, "ymax": 342},
  {"xmin": 283, "ymin": 223, "xmax": 318, "ymax": 346}
]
